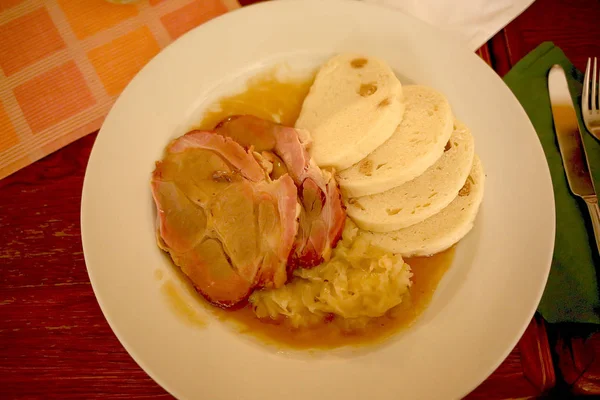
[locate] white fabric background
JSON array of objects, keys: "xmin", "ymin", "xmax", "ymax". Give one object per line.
[{"xmin": 359, "ymin": 0, "xmax": 536, "ymax": 50}]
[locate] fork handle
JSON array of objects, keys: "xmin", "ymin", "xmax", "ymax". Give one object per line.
[{"xmin": 584, "ymin": 197, "xmax": 600, "ymax": 255}]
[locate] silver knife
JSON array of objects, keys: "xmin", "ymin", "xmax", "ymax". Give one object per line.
[{"xmin": 548, "ymin": 64, "xmax": 600, "ymax": 254}]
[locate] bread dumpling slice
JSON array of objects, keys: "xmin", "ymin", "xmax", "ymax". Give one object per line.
[
  {"xmin": 346, "ymin": 121, "xmax": 475, "ymax": 232},
  {"xmin": 338, "ymin": 85, "xmax": 453, "ymax": 197},
  {"xmin": 362, "ymin": 155, "xmax": 484, "ymax": 257},
  {"xmin": 295, "ymin": 53, "xmax": 404, "ymax": 170}
]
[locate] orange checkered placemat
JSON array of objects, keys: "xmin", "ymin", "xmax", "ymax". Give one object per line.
[{"xmin": 0, "ymin": 0, "xmax": 240, "ymax": 180}]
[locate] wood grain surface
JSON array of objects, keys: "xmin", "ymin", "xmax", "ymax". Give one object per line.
[
  {"xmin": 1, "ymin": 134, "xmax": 170, "ymax": 399},
  {"xmin": 2, "ymin": 0, "xmax": 600, "ymax": 398}
]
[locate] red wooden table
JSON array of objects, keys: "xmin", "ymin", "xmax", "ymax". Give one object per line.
[{"xmin": 2, "ymin": 0, "xmax": 600, "ymax": 398}]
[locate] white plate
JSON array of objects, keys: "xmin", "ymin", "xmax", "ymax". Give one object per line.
[{"xmin": 81, "ymin": 1, "xmax": 555, "ymax": 399}]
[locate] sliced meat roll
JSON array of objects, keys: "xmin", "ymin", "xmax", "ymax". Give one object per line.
[
  {"xmin": 151, "ymin": 131, "xmax": 299, "ymax": 307},
  {"xmin": 214, "ymin": 115, "xmax": 346, "ymax": 270}
]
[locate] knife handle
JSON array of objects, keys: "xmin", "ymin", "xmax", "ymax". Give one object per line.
[{"xmin": 585, "ymin": 197, "xmax": 600, "ymax": 255}]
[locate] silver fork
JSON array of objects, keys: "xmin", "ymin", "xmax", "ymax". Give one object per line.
[{"xmin": 583, "ymin": 57, "xmax": 600, "ymax": 140}]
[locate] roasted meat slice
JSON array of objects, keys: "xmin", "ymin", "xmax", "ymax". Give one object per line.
[
  {"xmin": 214, "ymin": 115, "xmax": 346, "ymax": 270},
  {"xmin": 151, "ymin": 131, "xmax": 299, "ymax": 307}
]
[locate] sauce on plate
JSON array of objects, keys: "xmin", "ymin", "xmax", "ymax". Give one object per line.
[
  {"xmin": 213, "ymin": 248, "xmax": 455, "ymax": 349},
  {"xmin": 197, "ymin": 67, "xmax": 314, "ymax": 130}
]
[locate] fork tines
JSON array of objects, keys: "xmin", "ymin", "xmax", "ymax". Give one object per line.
[
  {"xmin": 583, "ymin": 57, "xmax": 600, "ymax": 140},
  {"xmin": 583, "ymin": 57, "xmax": 598, "ymax": 111}
]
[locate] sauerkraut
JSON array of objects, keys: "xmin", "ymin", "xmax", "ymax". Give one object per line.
[{"xmin": 249, "ymin": 220, "xmax": 412, "ymax": 328}]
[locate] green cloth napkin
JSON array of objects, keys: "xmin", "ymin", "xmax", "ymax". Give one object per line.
[{"xmin": 504, "ymin": 42, "xmax": 600, "ymax": 324}]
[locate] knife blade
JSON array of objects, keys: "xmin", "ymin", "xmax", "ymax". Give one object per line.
[
  {"xmin": 548, "ymin": 64, "xmax": 600, "ymax": 254},
  {"xmin": 548, "ymin": 64, "xmax": 596, "ymax": 198}
]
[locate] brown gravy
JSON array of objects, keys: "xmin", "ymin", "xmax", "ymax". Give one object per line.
[
  {"xmin": 211, "ymin": 248, "xmax": 455, "ymax": 349},
  {"xmin": 197, "ymin": 67, "xmax": 314, "ymax": 130},
  {"xmin": 161, "ymin": 281, "xmax": 207, "ymax": 327},
  {"xmin": 163, "ymin": 68, "xmax": 456, "ymax": 349}
]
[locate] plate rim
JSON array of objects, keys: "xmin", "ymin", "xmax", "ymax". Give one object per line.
[{"xmin": 81, "ymin": 1, "xmax": 556, "ymax": 399}]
